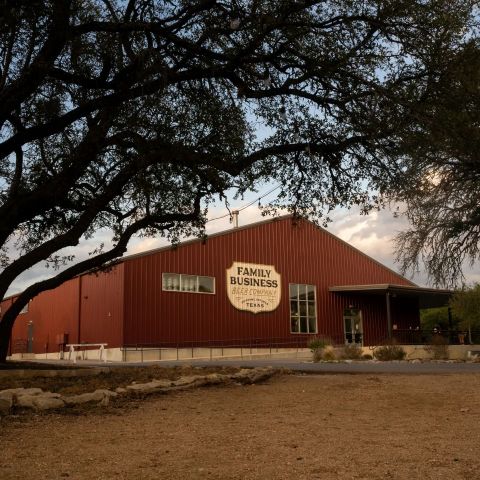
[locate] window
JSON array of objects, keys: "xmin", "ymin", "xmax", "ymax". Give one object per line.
[
  {"xmin": 290, "ymin": 284, "xmax": 317, "ymax": 333},
  {"xmin": 162, "ymin": 273, "xmax": 215, "ymax": 294}
]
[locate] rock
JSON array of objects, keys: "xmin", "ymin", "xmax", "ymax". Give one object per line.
[
  {"xmin": 232, "ymin": 368, "xmax": 253, "ymax": 379},
  {"xmin": 0, "ymin": 396, "xmax": 12, "ymax": 415},
  {"xmin": 16, "ymin": 395, "xmax": 36, "ymax": 409},
  {"xmin": 151, "ymin": 378, "xmax": 175, "ymax": 388},
  {"xmin": 63, "ymin": 392, "xmax": 101, "ymax": 405},
  {"xmin": 204, "ymin": 373, "xmax": 226, "ymax": 385},
  {"xmin": 2, "ymin": 389, "xmax": 48, "ymax": 411},
  {"xmin": 1, "ymin": 387, "xmax": 43, "ymax": 397},
  {"xmin": 232, "ymin": 367, "xmax": 276, "ymax": 385},
  {"xmin": 33, "ymin": 396, "xmax": 65, "ymax": 411},
  {"xmin": 40, "ymin": 392, "xmax": 62, "ymax": 399},
  {"xmin": 126, "ymin": 380, "xmax": 172, "ymax": 393},
  {"xmin": 125, "ymin": 374, "xmax": 232, "ymax": 395},
  {"xmin": 15, "ymin": 391, "xmax": 65, "ymax": 410},
  {"xmin": 172, "ymin": 376, "xmax": 204, "ymax": 387},
  {"xmin": 0, "ymin": 391, "xmax": 15, "ymax": 405},
  {"xmin": 115, "ymin": 387, "xmax": 127, "ymax": 394},
  {"xmin": 63, "ymin": 389, "xmax": 117, "ymax": 405}
]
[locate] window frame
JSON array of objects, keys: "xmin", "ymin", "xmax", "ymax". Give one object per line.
[
  {"xmin": 162, "ymin": 273, "xmax": 215, "ymax": 295},
  {"xmin": 289, "ymin": 283, "xmax": 317, "ymax": 334}
]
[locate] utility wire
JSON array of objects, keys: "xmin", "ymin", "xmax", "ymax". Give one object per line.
[{"xmin": 206, "ymin": 184, "xmax": 282, "ymax": 223}]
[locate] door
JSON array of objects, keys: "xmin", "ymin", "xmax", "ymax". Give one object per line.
[
  {"xmin": 27, "ymin": 321, "xmax": 34, "ymax": 353},
  {"xmin": 344, "ymin": 308, "xmax": 363, "ymax": 345}
]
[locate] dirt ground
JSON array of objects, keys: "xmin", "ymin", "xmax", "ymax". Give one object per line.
[{"xmin": 1, "ymin": 371, "xmax": 480, "ymax": 480}]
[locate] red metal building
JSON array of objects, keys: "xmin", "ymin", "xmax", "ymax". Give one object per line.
[{"xmin": 5, "ymin": 216, "xmax": 450, "ymax": 357}]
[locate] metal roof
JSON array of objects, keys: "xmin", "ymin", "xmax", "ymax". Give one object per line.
[{"xmin": 329, "ymin": 284, "xmax": 452, "ymax": 309}]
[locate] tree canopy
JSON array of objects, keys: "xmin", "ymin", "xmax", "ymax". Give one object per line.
[
  {"xmin": 450, "ymin": 284, "xmax": 480, "ymax": 333},
  {"xmin": 0, "ymin": 0, "xmax": 477, "ymax": 360},
  {"xmin": 420, "ymin": 307, "xmax": 451, "ymax": 332},
  {"xmin": 393, "ymin": 41, "xmax": 480, "ymax": 287}
]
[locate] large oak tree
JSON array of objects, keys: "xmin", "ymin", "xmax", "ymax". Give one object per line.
[
  {"xmin": 0, "ymin": 0, "xmax": 476, "ymax": 360},
  {"xmin": 392, "ymin": 41, "xmax": 480, "ymax": 287}
]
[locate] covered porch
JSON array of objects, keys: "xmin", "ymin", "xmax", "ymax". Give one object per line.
[{"xmin": 329, "ymin": 284, "xmax": 453, "ymax": 345}]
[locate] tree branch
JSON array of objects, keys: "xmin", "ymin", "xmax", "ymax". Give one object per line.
[
  {"xmin": 0, "ymin": 0, "xmax": 72, "ymax": 124},
  {"xmin": 0, "ymin": 197, "xmax": 202, "ymax": 329}
]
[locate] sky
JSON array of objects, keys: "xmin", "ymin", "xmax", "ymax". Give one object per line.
[{"xmin": 7, "ymin": 187, "xmax": 480, "ymax": 296}]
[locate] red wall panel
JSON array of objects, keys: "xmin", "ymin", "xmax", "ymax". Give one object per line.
[
  {"xmin": 10, "ymin": 278, "xmax": 80, "ymax": 354},
  {"xmin": 123, "ymin": 217, "xmax": 416, "ymax": 347},
  {"xmin": 78, "ymin": 264, "xmax": 124, "ymax": 347},
  {"xmin": 8, "ymin": 264, "xmax": 124, "ymax": 355}
]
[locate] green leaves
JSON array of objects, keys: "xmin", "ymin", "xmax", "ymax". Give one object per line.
[
  {"xmin": 0, "ymin": 0, "xmax": 477, "ymax": 305},
  {"xmin": 450, "ymin": 285, "xmax": 480, "ymax": 331}
]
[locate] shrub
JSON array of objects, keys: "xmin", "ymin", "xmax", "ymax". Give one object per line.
[
  {"xmin": 312, "ymin": 346, "xmax": 337, "ymax": 362},
  {"xmin": 308, "ymin": 336, "xmax": 332, "ymax": 352},
  {"xmin": 312, "ymin": 348, "xmax": 323, "ymax": 362},
  {"xmin": 341, "ymin": 343, "xmax": 364, "ymax": 360},
  {"xmin": 362, "ymin": 354, "xmax": 373, "ymax": 360},
  {"xmin": 308, "ymin": 336, "xmax": 333, "ymax": 363},
  {"xmin": 374, "ymin": 343, "xmax": 406, "ymax": 361},
  {"xmin": 321, "ymin": 347, "xmax": 337, "ymax": 361}
]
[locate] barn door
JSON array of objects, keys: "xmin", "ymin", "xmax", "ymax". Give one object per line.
[{"xmin": 27, "ymin": 321, "xmax": 34, "ymax": 353}]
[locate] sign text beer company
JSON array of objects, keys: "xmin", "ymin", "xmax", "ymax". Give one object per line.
[{"xmin": 226, "ymin": 262, "xmax": 281, "ymax": 313}]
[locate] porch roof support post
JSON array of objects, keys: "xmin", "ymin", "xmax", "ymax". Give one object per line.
[{"xmin": 386, "ymin": 292, "xmax": 392, "ymax": 339}]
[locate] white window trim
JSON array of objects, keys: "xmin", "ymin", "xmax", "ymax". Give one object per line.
[
  {"xmin": 289, "ymin": 283, "xmax": 317, "ymax": 334},
  {"xmin": 162, "ymin": 273, "xmax": 215, "ymax": 295}
]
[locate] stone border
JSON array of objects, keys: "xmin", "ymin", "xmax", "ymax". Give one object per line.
[{"xmin": 0, "ymin": 367, "xmax": 276, "ymax": 415}]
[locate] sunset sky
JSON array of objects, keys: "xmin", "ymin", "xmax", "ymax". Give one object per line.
[{"xmin": 8, "ymin": 189, "xmax": 480, "ymax": 296}]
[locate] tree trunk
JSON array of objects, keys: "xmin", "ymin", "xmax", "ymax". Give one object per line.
[{"xmin": 0, "ymin": 313, "xmax": 14, "ymax": 362}]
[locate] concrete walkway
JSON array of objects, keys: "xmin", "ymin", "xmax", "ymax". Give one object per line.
[
  {"xmin": 144, "ymin": 358, "xmax": 480, "ymax": 374},
  {"xmin": 10, "ymin": 358, "xmax": 480, "ymax": 374}
]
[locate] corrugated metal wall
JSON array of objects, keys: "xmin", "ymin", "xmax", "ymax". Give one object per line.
[
  {"xmin": 8, "ymin": 264, "xmax": 124, "ymax": 354},
  {"xmin": 77, "ymin": 264, "xmax": 124, "ymax": 347},
  {"xmin": 10, "ymin": 278, "xmax": 80, "ymax": 354},
  {"xmin": 123, "ymin": 217, "xmax": 416, "ymax": 347}
]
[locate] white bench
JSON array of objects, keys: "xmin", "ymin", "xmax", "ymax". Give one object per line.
[{"xmin": 66, "ymin": 343, "xmax": 108, "ymax": 363}]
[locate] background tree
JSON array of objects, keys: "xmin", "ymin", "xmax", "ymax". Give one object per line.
[
  {"xmin": 450, "ymin": 284, "xmax": 480, "ymax": 343},
  {"xmin": 420, "ymin": 307, "xmax": 453, "ymax": 333},
  {"xmin": 0, "ymin": 0, "xmax": 477, "ymax": 361},
  {"xmin": 392, "ymin": 41, "xmax": 480, "ymax": 287}
]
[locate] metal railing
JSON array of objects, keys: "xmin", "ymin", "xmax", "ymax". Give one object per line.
[
  {"xmin": 120, "ymin": 337, "xmax": 319, "ymax": 362},
  {"xmin": 122, "ymin": 330, "xmax": 480, "ymax": 353},
  {"xmin": 122, "ymin": 337, "xmax": 314, "ymax": 350}
]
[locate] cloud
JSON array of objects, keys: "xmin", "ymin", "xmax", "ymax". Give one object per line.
[
  {"xmin": 127, "ymin": 236, "xmax": 167, "ymax": 255},
  {"xmin": 6, "ymin": 199, "xmax": 480, "ymax": 295},
  {"xmin": 205, "ymin": 204, "xmax": 287, "ymax": 234}
]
